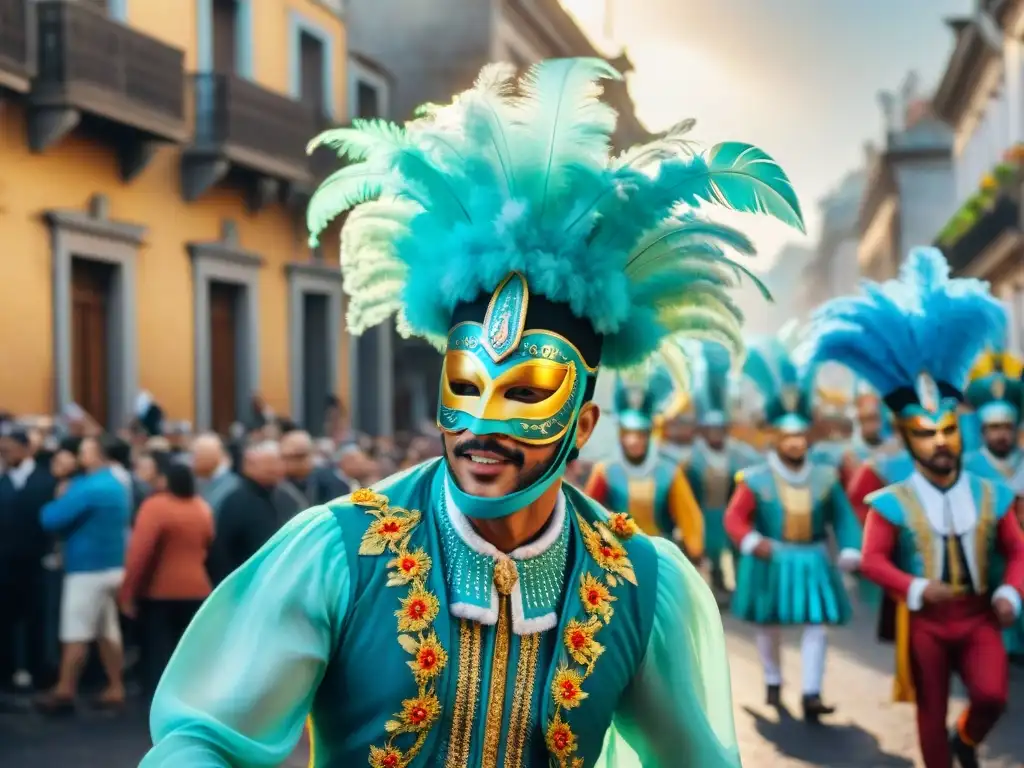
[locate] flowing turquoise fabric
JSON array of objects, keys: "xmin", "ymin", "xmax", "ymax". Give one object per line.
[{"xmin": 142, "ymin": 501, "xmax": 740, "ymax": 767}]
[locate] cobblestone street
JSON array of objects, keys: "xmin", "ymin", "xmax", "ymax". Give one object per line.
[{"xmin": 1, "ymin": 598, "xmax": 1022, "ymax": 767}]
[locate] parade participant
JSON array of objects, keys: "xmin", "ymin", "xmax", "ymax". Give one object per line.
[
  {"xmin": 656, "ymin": 391, "xmax": 699, "ymax": 466},
  {"xmin": 963, "ymin": 349, "xmax": 1024, "ymax": 657},
  {"xmin": 724, "ymin": 334, "xmax": 862, "ymax": 723},
  {"xmin": 963, "ymin": 348, "xmax": 1024, "ymax": 495},
  {"xmin": 804, "ymin": 246, "xmax": 1024, "ymax": 768},
  {"xmin": 685, "ymin": 340, "xmax": 761, "ymax": 595},
  {"xmin": 141, "ymin": 58, "xmax": 803, "ymax": 767},
  {"xmin": 808, "ymin": 385, "xmax": 854, "ymax": 470},
  {"xmin": 584, "ymin": 371, "xmax": 704, "ymax": 556}
]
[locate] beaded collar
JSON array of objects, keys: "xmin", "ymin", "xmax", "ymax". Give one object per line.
[{"xmin": 439, "ymin": 476, "xmax": 569, "ymax": 636}]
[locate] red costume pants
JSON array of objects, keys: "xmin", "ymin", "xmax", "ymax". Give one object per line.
[{"xmin": 908, "ymin": 597, "xmax": 1008, "ymax": 768}]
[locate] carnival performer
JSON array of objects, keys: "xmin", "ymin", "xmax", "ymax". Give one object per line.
[
  {"xmin": 140, "ymin": 58, "xmax": 803, "ymax": 768},
  {"xmin": 963, "ymin": 348, "xmax": 1024, "ymax": 657},
  {"xmin": 724, "ymin": 334, "xmax": 862, "ymax": 723},
  {"xmin": 804, "ymin": 246, "xmax": 1024, "ymax": 768},
  {"xmin": 685, "ymin": 340, "xmax": 761, "ymax": 596},
  {"xmin": 656, "ymin": 391, "xmax": 699, "ymax": 467},
  {"xmin": 808, "ymin": 385, "xmax": 854, "ymax": 470},
  {"xmin": 584, "ymin": 372, "xmax": 704, "ymax": 557},
  {"xmin": 963, "ymin": 348, "xmax": 1024, "ymax": 495}
]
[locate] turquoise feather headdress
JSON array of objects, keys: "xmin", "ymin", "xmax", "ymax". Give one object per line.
[
  {"xmin": 613, "ymin": 365, "xmax": 676, "ymax": 431},
  {"xmin": 695, "ymin": 340, "xmax": 733, "ymax": 426},
  {"xmin": 742, "ymin": 322, "xmax": 814, "ymax": 432},
  {"xmin": 306, "ymin": 57, "xmax": 804, "ymax": 370},
  {"xmin": 803, "ymin": 247, "xmax": 1007, "ymax": 420}
]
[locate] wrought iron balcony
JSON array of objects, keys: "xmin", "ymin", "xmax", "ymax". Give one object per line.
[
  {"xmin": 182, "ymin": 72, "xmax": 318, "ymax": 207},
  {"xmin": 28, "ymin": 1, "xmax": 186, "ymax": 177},
  {"xmin": 0, "ymin": 0, "xmax": 34, "ymax": 93}
]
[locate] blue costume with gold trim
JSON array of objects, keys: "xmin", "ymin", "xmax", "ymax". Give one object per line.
[
  {"xmin": 963, "ymin": 349, "xmax": 1024, "ymax": 655},
  {"xmin": 142, "ymin": 58, "xmax": 802, "ymax": 767},
  {"xmin": 685, "ymin": 341, "xmax": 761, "ymax": 585}
]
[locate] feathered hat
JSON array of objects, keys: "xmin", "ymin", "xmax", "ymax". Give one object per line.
[
  {"xmin": 742, "ymin": 324, "xmax": 815, "ymax": 433},
  {"xmin": 695, "ymin": 339, "xmax": 733, "ymax": 427},
  {"xmin": 803, "ymin": 247, "xmax": 1007, "ymax": 424},
  {"xmin": 306, "ymin": 57, "xmax": 802, "ymax": 517},
  {"xmin": 613, "ymin": 365, "xmax": 676, "ymax": 432},
  {"xmin": 965, "ymin": 347, "xmax": 1024, "ymax": 426}
]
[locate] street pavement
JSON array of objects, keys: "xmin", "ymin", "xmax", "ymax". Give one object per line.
[{"xmin": 1, "ymin": 595, "xmax": 1022, "ymax": 767}]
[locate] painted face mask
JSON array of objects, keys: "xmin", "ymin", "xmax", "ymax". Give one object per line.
[
  {"xmin": 898, "ymin": 373, "xmax": 963, "ymax": 465},
  {"xmin": 437, "ymin": 273, "xmax": 597, "ymax": 519}
]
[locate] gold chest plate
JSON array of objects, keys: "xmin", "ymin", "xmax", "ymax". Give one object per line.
[
  {"xmin": 776, "ymin": 477, "xmax": 814, "ymax": 543},
  {"xmin": 627, "ymin": 477, "xmax": 658, "ymax": 535}
]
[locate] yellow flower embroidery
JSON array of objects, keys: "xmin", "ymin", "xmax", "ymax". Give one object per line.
[
  {"xmin": 606, "ymin": 512, "xmax": 639, "ymax": 540},
  {"xmin": 358, "ymin": 494, "xmax": 445, "ymax": 768},
  {"xmin": 398, "ymin": 632, "xmax": 448, "ymax": 683},
  {"xmin": 551, "ymin": 666, "xmax": 588, "ymax": 709},
  {"xmin": 387, "ymin": 549, "xmax": 432, "ymax": 586},
  {"xmin": 396, "ymin": 585, "xmax": 440, "ymax": 633},
  {"xmin": 368, "ymin": 745, "xmax": 404, "ymax": 768},
  {"xmin": 546, "ymin": 712, "xmax": 578, "ymax": 760},
  {"xmin": 385, "ymin": 693, "xmax": 442, "ymax": 734},
  {"xmin": 352, "ymin": 487, "xmax": 386, "ymax": 507},
  {"xmin": 579, "ymin": 517, "xmax": 638, "ymax": 586},
  {"xmin": 546, "ymin": 513, "xmax": 638, "ymax": 767},
  {"xmin": 579, "ymin": 572, "xmax": 616, "ymax": 623},
  {"xmin": 563, "ymin": 617, "xmax": 604, "ymax": 669}
]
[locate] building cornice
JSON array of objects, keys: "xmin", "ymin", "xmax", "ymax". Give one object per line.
[{"xmin": 933, "ymin": 18, "xmax": 1003, "ymax": 126}]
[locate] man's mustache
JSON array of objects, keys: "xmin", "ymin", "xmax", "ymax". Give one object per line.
[{"xmin": 454, "ymin": 437, "xmax": 525, "ymax": 467}]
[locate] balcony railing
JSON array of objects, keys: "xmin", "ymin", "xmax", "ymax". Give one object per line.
[
  {"xmin": 31, "ymin": 1, "xmax": 185, "ymax": 139},
  {"xmin": 0, "ymin": 0, "xmax": 34, "ymax": 93},
  {"xmin": 192, "ymin": 72, "xmax": 317, "ymax": 182}
]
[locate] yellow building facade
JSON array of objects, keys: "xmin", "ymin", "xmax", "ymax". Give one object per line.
[{"xmin": 0, "ymin": 0, "xmax": 348, "ymax": 434}]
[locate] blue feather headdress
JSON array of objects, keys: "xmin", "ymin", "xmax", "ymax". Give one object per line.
[
  {"xmin": 695, "ymin": 340, "xmax": 733, "ymax": 427},
  {"xmin": 742, "ymin": 323, "xmax": 815, "ymax": 432},
  {"xmin": 803, "ymin": 247, "xmax": 1007, "ymax": 421},
  {"xmin": 306, "ymin": 58, "xmax": 804, "ymax": 370}
]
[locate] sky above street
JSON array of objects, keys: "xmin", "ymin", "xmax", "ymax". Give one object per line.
[{"xmin": 561, "ymin": 0, "xmax": 973, "ymax": 270}]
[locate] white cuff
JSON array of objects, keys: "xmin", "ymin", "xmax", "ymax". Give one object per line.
[
  {"xmin": 739, "ymin": 531, "xmax": 764, "ymax": 556},
  {"xmin": 838, "ymin": 548, "xmax": 861, "ymax": 573},
  {"xmin": 993, "ymin": 585, "xmax": 1023, "ymax": 618},
  {"xmin": 906, "ymin": 577, "xmax": 929, "ymax": 612}
]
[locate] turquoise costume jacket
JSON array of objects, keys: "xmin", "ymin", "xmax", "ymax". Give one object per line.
[
  {"xmin": 964, "ymin": 448, "xmax": 1024, "ymax": 496},
  {"xmin": 685, "ymin": 441, "xmax": 761, "ymax": 561},
  {"xmin": 809, "ymin": 440, "xmax": 847, "ymax": 469},
  {"xmin": 731, "ymin": 460, "xmax": 861, "ymax": 626},
  {"xmin": 602, "ymin": 454, "xmax": 679, "ymax": 536},
  {"xmin": 142, "ymin": 460, "xmax": 741, "ymax": 768},
  {"xmin": 872, "ymin": 450, "xmax": 914, "ymax": 485},
  {"xmin": 867, "ymin": 471, "xmax": 1016, "ymax": 590}
]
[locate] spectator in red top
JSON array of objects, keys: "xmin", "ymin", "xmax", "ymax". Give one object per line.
[{"xmin": 119, "ymin": 458, "xmax": 213, "ymax": 700}]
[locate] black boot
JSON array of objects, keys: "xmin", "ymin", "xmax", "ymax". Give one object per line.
[
  {"xmin": 949, "ymin": 729, "xmax": 979, "ymax": 768},
  {"xmin": 801, "ymin": 693, "xmax": 835, "ymax": 724},
  {"xmin": 766, "ymin": 684, "xmax": 781, "ymax": 708}
]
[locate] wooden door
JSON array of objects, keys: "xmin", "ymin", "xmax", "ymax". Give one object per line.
[
  {"xmin": 71, "ymin": 260, "xmax": 111, "ymax": 428},
  {"xmin": 209, "ymin": 281, "xmax": 239, "ymax": 434},
  {"xmin": 299, "ymin": 32, "xmax": 325, "ymax": 118},
  {"xmin": 211, "ymin": 0, "xmax": 238, "ymax": 74},
  {"xmin": 302, "ymin": 293, "xmax": 329, "ymax": 435}
]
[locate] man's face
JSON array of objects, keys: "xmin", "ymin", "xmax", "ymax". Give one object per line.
[
  {"xmin": 776, "ymin": 432, "xmax": 808, "ymax": 463},
  {"xmin": 134, "ymin": 454, "xmax": 158, "ymax": 485},
  {"xmin": 619, "ymin": 428, "xmax": 650, "ymax": 463},
  {"xmin": 859, "ymin": 411, "xmax": 883, "ymax": 444},
  {"xmin": 982, "ymin": 422, "xmax": 1017, "ymax": 458},
  {"xmin": 664, "ymin": 419, "xmax": 695, "ymax": 445},
  {"xmin": 443, "ymin": 430, "xmax": 559, "ymax": 498},
  {"xmin": 0, "ymin": 437, "xmax": 28, "ymax": 467},
  {"xmin": 903, "ymin": 412, "xmax": 961, "ymax": 476},
  {"xmin": 703, "ymin": 426, "xmax": 727, "ymax": 451},
  {"xmin": 281, "ymin": 439, "xmax": 314, "ymax": 480},
  {"xmin": 78, "ymin": 437, "xmax": 103, "ymax": 471}
]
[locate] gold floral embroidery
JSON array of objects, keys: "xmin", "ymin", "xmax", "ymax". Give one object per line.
[
  {"xmin": 545, "ymin": 513, "xmax": 636, "ymax": 767},
  {"xmin": 563, "ymin": 617, "xmax": 604, "ymax": 670},
  {"xmin": 353, "ymin": 489, "xmax": 446, "ymax": 768},
  {"xmin": 606, "ymin": 512, "xmax": 640, "ymax": 540},
  {"xmin": 444, "ymin": 620, "xmax": 482, "ymax": 768},
  {"xmin": 579, "ymin": 573, "xmax": 615, "ymax": 623}
]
